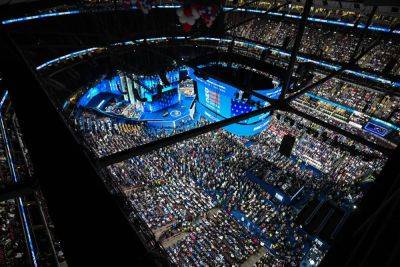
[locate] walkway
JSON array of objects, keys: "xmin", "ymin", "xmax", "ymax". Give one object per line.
[
  {"xmin": 161, "ymin": 232, "xmax": 189, "ymax": 249},
  {"xmin": 240, "ymin": 247, "xmax": 267, "ymax": 267},
  {"xmin": 153, "ymin": 222, "xmax": 174, "ymax": 240}
]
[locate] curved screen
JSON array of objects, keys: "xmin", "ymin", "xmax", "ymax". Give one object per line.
[{"xmin": 190, "ymin": 68, "xmax": 281, "ymax": 136}]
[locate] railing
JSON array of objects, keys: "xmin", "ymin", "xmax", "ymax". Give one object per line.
[
  {"xmin": 0, "ymin": 90, "xmax": 38, "ymax": 267},
  {"xmin": 1, "ymin": 3, "xmax": 398, "ymax": 36},
  {"xmin": 32, "ymin": 35, "xmax": 400, "ymax": 89}
]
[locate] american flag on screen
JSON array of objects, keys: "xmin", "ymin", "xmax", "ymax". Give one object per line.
[
  {"xmin": 205, "ymin": 87, "xmax": 220, "ymax": 110},
  {"xmin": 231, "ymin": 99, "xmax": 253, "ymax": 116}
]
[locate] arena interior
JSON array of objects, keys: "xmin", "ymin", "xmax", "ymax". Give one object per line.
[{"xmin": 1, "ymin": 0, "xmax": 400, "ymax": 266}]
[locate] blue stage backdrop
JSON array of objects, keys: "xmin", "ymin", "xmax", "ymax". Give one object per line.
[
  {"xmin": 189, "ymin": 68, "xmax": 281, "ymax": 136},
  {"xmin": 140, "ymin": 70, "xmax": 181, "ymax": 112},
  {"xmin": 78, "ymin": 76, "xmax": 122, "ymax": 107},
  {"xmin": 143, "ymin": 88, "xmax": 180, "ymax": 112}
]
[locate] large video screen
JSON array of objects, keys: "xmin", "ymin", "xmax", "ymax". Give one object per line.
[
  {"xmin": 192, "ymin": 71, "xmax": 279, "ymax": 136},
  {"xmin": 196, "ymin": 77, "xmax": 237, "ymax": 118}
]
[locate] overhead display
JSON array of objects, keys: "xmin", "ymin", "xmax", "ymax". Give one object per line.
[{"xmin": 190, "ymin": 68, "xmax": 281, "ymax": 136}]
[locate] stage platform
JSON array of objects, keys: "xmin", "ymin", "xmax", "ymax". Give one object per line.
[{"xmin": 139, "ymin": 96, "xmax": 196, "ymax": 128}]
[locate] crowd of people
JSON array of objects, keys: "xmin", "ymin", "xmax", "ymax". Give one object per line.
[
  {"xmin": 243, "ymin": 0, "xmax": 398, "ymax": 28},
  {"xmin": 3, "ymin": 1, "xmax": 398, "ymax": 265},
  {"xmin": 254, "ymin": 252, "xmax": 285, "ymax": 267},
  {"xmin": 73, "ymin": 111, "xmax": 208, "ymax": 157},
  {"xmin": 227, "ymin": 13, "xmax": 400, "ymax": 76},
  {"xmin": 293, "ymin": 134, "xmax": 343, "ymax": 173},
  {"xmin": 292, "ymin": 94, "xmax": 398, "ymax": 149},
  {"xmin": 58, "ymin": 3, "xmax": 397, "ymax": 265},
  {"xmin": 0, "ymin": 199, "xmax": 29, "ymax": 266},
  {"xmin": 71, "ymin": 101, "xmax": 389, "ymax": 266},
  {"xmin": 113, "ymin": 128, "xmax": 309, "ymax": 265},
  {"xmin": 0, "ymin": 112, "xmax": 30, "ymax": 266},
  {"xmin": 252, "ymin": 116, "xmax": 384, "ymax": 207},
  {"xmin": 307, "ymin": 73, "xmax": 400, "ymax": 125},
  {"xmin": 103, "ymin": 101, "xmax": 142, "ymax": 119},
  {"xmin": 74, "ymin": 111, "xmax": 157, "ymax": 157},
  {"xmin": 278, "ymin": 113, "xmax": 386, "ymax": 205},
  {"xmin": 0, "ymin": 100, "xmax": 66, "ymax": 267},
  {"xmin": 0, "ymin": 199, "xmax": 28, "ymax": 266},
  {"xmin": 166, "ymin": 209, "xmax": 261, "ymax": 266}
]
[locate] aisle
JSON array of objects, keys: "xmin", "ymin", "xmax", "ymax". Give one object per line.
[
  {"xmin": 161, "ymin": 233, "xmax": 189, "ymax": 249},
  {"xmin": 240, "ymin": 247, "xmax": 267, "ymax": 267}
]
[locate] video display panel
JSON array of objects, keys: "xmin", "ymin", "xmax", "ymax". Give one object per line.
[
  {"xmin": 192, "ymin": 72, "xmax": 278, "ymax": 136},
  {"xmin": 196, "ymin": 76, "xmax": 236, "ymax": 118}
]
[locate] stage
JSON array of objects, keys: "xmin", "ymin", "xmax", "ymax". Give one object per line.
[{"xmin": 139, "ymin": 95, "xmax": 196, "ymax": 129}]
